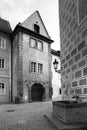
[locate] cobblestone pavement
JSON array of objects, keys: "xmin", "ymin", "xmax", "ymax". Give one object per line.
[{"xmin": 0, "ymin": 101, "xmax": 57, "ymax": 130}]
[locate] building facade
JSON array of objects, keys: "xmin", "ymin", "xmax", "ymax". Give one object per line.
[
  {"xmin": 59, "ymin": 0, "xmax": 87, "ymax": 101},
  {"xmin": 0, "ymin": 18, "xmax": 12, "ymax": 103},
  {"xmin": 0, "ymin": 11, "xmax": 53, "ymax": 103},
  {"xmin": 51, "ymin": 49, "xmax": 61, "ymax": 101}
]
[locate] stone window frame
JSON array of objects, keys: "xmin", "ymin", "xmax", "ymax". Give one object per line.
[
  {"xmin": 0, "ymin": 37, "xmax": 6, "ymax": 49},
  {"xmin": 30, "ymin": 37, "xmax": 37, "ymax": 49},
  {"xmin": 29, "ymin": 37, "xmax": 43, "ymax": 51},
  {"xmin": 30, "ymin": 61, "xmax": 37, "ymax": 73},
  {"xmin": 0, "ymin": 82, "xmax": 6, "ymax": 95},
  {"xmin": 0, "ymin": 59, "xmax": 5, "ymax": 69},
  {"xmin": 29, "ymin": 61, "xmax": 43, "ymax": 74},
  {"xmin": 38, "ymin": 63, "xmax": 43, "ymax": 74},
  {"xmin": 34, "ymin": 24, "xmax": 40, "ymax": 34},
  {"xmin": 37, "ymin": 40, "xmax": 43, "ymax": 51}
]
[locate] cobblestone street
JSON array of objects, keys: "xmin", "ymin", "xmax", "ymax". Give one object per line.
[{"xmin": 0, "ymin": 101, "xmax": 57, "ymax": 130}]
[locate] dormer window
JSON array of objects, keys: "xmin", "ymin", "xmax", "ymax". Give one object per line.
[{"xmin": 34, "ymin": 24, "xmax": 40, "ymax": 34}]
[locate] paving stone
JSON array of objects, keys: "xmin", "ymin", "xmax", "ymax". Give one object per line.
[{"xmin": 0, "ymin": 101, "xmax": 57, "ymax": 130}]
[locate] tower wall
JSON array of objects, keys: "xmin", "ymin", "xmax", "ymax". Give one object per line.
[{"xmin": 59, "ymin": 0, "xmax": 87, "ymax": 100}]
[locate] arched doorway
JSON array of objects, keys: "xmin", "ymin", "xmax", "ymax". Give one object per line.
[{"xmin": 31, "ymin": 83, "xmax": 45, "ymax": 101}]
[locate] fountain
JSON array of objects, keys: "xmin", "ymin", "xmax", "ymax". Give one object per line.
[{"xmin": 53, "ymin": 96, "xmax": 87, "ymax": 124}]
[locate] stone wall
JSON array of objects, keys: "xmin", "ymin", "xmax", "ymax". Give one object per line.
[
  {"xmin": 22, "ymin": 33, "xmax": 52, "ymax": 102},
  {"xmin": 12, "ymin": 32, "xmax": 23, "ymax": 101},
  {"xmin": 12, "ymin": 34, "xmax": 18, "ymax": 100},
  {"xmin": 59, "ymin": 0, "xmax": 87, "ymax": 100},
  {"xmin": 17, "ymin": 32, "xmax": 23, "ymax": 98},
  {"xmin": 0, "ymin": 33, "xmax": 11, "ymax": 103}
]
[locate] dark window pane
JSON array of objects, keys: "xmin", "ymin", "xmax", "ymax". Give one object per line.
[
  {"xmin": 34, "ymin": 24, "xmax": 40, "ymax": 33},
  {"xmin": 2, "ymin": 59, "xmax": 4, "ymax": 68}
]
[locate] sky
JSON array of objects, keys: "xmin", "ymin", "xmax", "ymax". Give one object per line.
[{"xmin": 0, "ymin": 0, "xmax": 60, "ymax": 50}]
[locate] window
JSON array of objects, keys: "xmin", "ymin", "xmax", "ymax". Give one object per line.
[
  {"xmin": 30, "ymin": 37, "xmax": 43, "ymax": 51},
  {"xmin": 37, "ymin": 41, "xmax": 43, "ymax": 51},
  {"xmin": 59, "ymin": 88, "xmax": 61, "ymax": 95},
  {"xmin": 0, "ymin": 59, "xmax": 5, "ymax": 68},
  {"xmin": 0, "ymin": 38, "xmax": 6, "ymax": 49},
  {"xmin": 34, "ymin": 24, "xmax": 40, "ymax": 34},
  {"xmin": 30, "ymin": 38, "xmax": 36, "ymax": 48},
  {"xmin": 29, "ymin": 62, "xmax": 43, "ymax": 74},
  {"xmin": 31, "ymin": 62, "xmax": 36, "ymax": 72},
  {"xmin": 0, "ymin": 83, "xmax": 5, "ymax": 94},
  {"xmin": 38, "ymin": 63, "xmax": 43, "ymax": 73}
]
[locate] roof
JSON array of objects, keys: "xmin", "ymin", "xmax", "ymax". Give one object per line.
[
  {"xmin": 12, "ymin": 24, "xmax": 54, "ymax": 44},
  {"xmin": 36, "ymin": 10, "xmax": 50, "ymax": 38},
  {"xmin": 21, "ymin": 10, "xmax": 50, "ymax": 39},
  {"xmin": 0, "ymin": 18, "xmax": 12, "ymax": 34},
  {"xmin": 51, "ymin": 49, "xmax": 60, "ymax": 57}
]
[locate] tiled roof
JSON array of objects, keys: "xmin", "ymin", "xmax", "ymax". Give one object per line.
[
  {"xmin": 51, "ymin": 49, "xmax": 60, "ymax": 57},
  {"xmin": 0, "ymin": 18, "xmax": 12, "ymax": 34}
]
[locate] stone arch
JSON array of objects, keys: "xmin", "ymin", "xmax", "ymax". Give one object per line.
[
  {"xmin": 29, "ymin": 81, "xmax": 45, "ymax": 89},
  {"xmin": 31, "ymin": 83, "xmax": 45, "ymax": 101}
]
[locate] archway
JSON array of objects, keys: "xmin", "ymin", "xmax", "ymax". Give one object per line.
[{"xmin": 31, "ymin": 83, "xmax": 45, "ymax": 101}]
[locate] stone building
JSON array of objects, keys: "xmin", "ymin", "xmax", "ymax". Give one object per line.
[
  {"xmin": 45, "ymin": 1, "xmax": 87, "ymax": 129},
  {"xmin": 51, "ymin": 49, "xmax": 61, "ymax": 101},
  {"xmin": 0, "ymin": 11, "xmax": 53, "ymax": 103},
  {"xmin": 59, "ymin": 0, "xmax": 87, "ymax": 101},
  {"xmin": 0, "ymin": 18, "xmax": 12, "ymax": 103}
]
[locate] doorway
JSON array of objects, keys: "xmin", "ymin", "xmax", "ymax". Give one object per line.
[{"xmin": 31, "ymin": 83, "xmax": 45, "ymax": 101}]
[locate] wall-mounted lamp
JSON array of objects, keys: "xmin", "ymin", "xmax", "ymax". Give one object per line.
[{"xmin": 53, "ymin": 59, "xmax": 61, "ymax": 73}]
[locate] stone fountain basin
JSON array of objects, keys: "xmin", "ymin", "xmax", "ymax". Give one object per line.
[{"xmin": 53, "ymin": 101, "xmax": 87, "ymax": 124}]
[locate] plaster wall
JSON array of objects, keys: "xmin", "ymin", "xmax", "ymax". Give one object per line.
[{"xmin": 0, "ymin": 33, "xmax": 11, "ymax": 103}]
